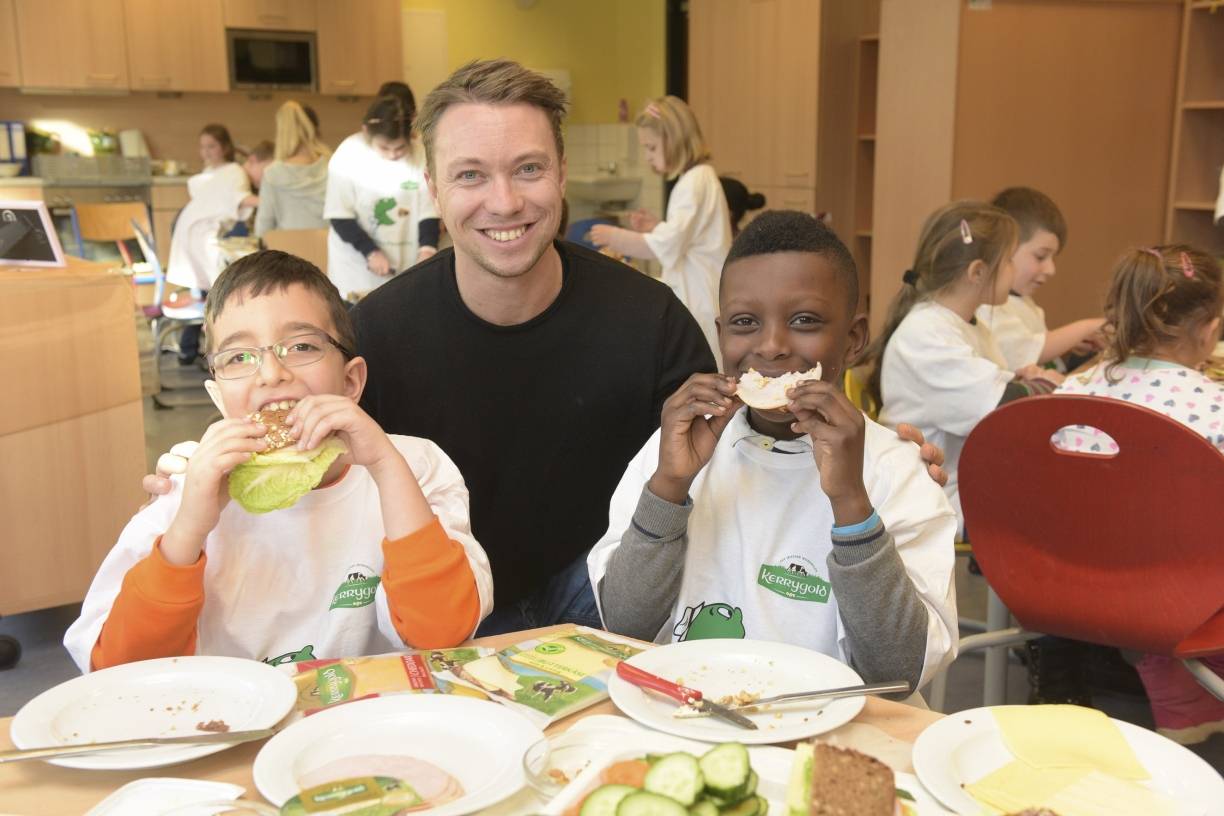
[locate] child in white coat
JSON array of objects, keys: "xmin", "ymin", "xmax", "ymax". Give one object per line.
[{"xmin": 589, "ymin": 96, "xmax": 731, "ymax": 357}]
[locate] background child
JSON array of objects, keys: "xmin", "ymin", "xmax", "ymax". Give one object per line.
[
  {"xmin": 65, "ymin": 250, "xmax": 492, "ymax": 672},
  {"xmin": 976, "ymin": 187, "xmax": 1104, "ymax": 370},
  {"xmin": 589, "ymin": 95, "xmax": 731, "ymax": 357},
  {"xmin": 589, "ymin": 211, "xmax": 957, "ymax": 693},
  {"xmin": 166, "ymin": 124, "xmax": 260, "ymax": 364},
  {"xmin": 255, "ymin": 100, "xmax": 332, "ymax": 237},
  {"xmin": 325, "ymin": 87, "xmax": 440, "ymax": 301},
  {"xmin": 871, "ymin": 201, "xmax": 1061, "ymax": 530},
  {"xmin": 1052, "ymin": 245, "xmax": 1224, "ymax": 743}
]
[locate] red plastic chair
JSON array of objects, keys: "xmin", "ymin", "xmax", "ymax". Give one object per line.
[{"xmin": 930, "ymin": 394, "xmax": 1224, "ymax": 710}]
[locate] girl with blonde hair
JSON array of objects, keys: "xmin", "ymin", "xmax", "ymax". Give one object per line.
[
  {"xmin": 254, "ymin": 100, "xmax": 331, "ymax": 237},
  {"xmin": 590, "ymin": 95, "xmax": 731, "ymax": 356}
]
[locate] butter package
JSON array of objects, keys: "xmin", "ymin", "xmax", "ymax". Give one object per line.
[
  {"xmin": 293, "ymin": 649, "xmax": 490, "ymax": 715},
  {"xmin": 450, "ymin": 627, "xmax": 643, "ymax": 726}
]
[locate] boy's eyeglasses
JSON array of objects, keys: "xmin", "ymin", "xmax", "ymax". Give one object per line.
[{"xmin": 208, "ymin": 331, "xmax": 355, "ymax": 380}]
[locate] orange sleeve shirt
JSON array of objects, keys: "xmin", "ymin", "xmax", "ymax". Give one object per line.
[{"xmin": 91, "ymin": 517, "xmax": 481, "ymax": 671}]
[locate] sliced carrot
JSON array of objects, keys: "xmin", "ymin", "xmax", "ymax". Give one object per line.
[{"xmin": 600, "ymin": 759, "xmax": 650, "ymax": 788}]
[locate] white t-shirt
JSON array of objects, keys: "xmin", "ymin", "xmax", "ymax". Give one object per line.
[
  {"xmin": 878, "ymin": 300, "xmax": 1014, "ymax": 528},
  {"xmin": 643, "ymin": 163, "xmax": 731, "ymax": 358},
  {"xmin": 1053, "ymin": 357, "xmax": 1224, "ymax": 452},
  {"xmin": 587, "ymin": 409, "xmax": 958, "ymax": 689},
  {"xmin": 324, "ymin": 133, "xmax": 438, "ymax": 300},
  {"xmin": 976, "ymin": 294, "xmax": 1047, "ymax": 370},
  {"xmin": 64, "ymin": 435, "xmax": 493, "ymax": 673},
  {"xmin": 166, "ymin": 162, "xmax": 252, "ymax": 290}
]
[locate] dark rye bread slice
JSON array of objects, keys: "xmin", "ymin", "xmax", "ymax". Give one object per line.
[{"xmin": 809, "ymin": 743, "xmax": 895, "ymax": 816}]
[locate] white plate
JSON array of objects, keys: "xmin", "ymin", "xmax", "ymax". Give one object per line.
[
  {"xmin": 607, "ymin": 639, "xmax": 866, "ymax": 745},
  {"xmin": 11, "ymin": 656, "xmax": 296, "ymax": 770},
  {"xmin": 84, "ymin": 778, "xmax": 249, "ymax": 816},
  {"xmin": 252, "ymin": 694, "xmax": 544, "ymax": 812},
  {"xmin": 912, "ymin": 706, "xmax": 1224, "ymax": 816},
  {"xmin": 541, "ymin": 715, "xmax": 950, "ymax": 816}
]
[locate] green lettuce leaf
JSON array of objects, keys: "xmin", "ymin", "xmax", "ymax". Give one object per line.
[{"xmin": 228, "ymin": 436, "xmax": 348, "ymax": 514}]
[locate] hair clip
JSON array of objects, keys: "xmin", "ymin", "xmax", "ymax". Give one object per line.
[
  {"xmin": 959, "ymin": 219, "xmax": 973, "ymax": 245},
  {"xmin": 644, "ymin": 102, "xmax": 662, "ymax": 119},
  {"xmin": 1180, "ymin": 251, "xmax": 1195, "ymax": 279},
  {"xmin": 902, "ymin": 268, "xmax": 919, "ymax": 286},
  {"xmin": 1141, "ymin": 247, "xmax": 1163, "ymax": 262}
]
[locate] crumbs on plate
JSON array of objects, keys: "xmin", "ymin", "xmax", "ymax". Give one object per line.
[{"xmin": 196, "ymin": 719, "xmax": 230, "ymax": 733}]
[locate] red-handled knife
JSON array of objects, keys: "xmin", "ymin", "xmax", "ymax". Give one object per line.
[{"xmin": 615, "ymin": 661, "xmax": 758, "ymax": 730}]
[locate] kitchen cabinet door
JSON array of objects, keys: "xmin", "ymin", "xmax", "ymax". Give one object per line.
[
  {"xmin": 124, "ymin": 0, "xmax": 227, "ymax": 92},
  {"xmin": 223, "ymin": 0, "xmax": 316, "ymax": 31},
  {"xmin": 316, "ymin": 0, "xmax": 402, "ymax": 96},
  {"xmin": 0, "ymin": 0, "xmax": 21, "ymax": 87},
  {"xmin": 690, "ymin": 0, "xmax": 753, "ymax": 184},
  {"xmin": 16, "ymin": 0, "xmax": 130, "ymax": 90},
  {"xmin": 776, "ymin": 0, "xmax": 819, "ymax": 189}
]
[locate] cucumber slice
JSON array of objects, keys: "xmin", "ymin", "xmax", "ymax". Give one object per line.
[
  {"xmin": 689, "ymin": 800, "xmax": 720, "ymax": 816},
  {"xmin": 581, "ymin": 785, "xmax": 638, "ymax": 816},
  {"xmin": 617, "ymin": 791, "xmax": 692, "ymax": 816},
  {"xmin": 698, "ymin": 743, "xmax": 751, "ymax": 797},
  {"xmin": 644, "ymin": 753, "xmax": 705, "ymax": 807},
  {"xmin": 718, "ymin": 795, "xmax": 761, "ymax": 816}
]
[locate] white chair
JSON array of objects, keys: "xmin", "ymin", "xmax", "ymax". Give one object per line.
[{"xmin": 131, "ymin": 220, "xmax": 212, "ymax": 408}]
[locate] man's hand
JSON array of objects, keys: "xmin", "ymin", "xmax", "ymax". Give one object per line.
[{"xmin": 895, "ymin": 423, "xmax": 948, "ymax": 487}]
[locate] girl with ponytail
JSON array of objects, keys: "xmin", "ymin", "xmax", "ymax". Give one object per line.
[
  {"xmin": 869, "ymin": 200, "xmax": 1060, "ymax": 530},
  {"xmin": 1054, "ymin": 245, "xmax": 1224, "ymax": 451}
]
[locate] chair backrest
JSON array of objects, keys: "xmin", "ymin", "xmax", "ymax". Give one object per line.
[
  {"xmin": 130, "ymin": 219, "xmax": 166, "ymax": 307},
  {"xmin": 960, "ymin": 394, "xmax": 1224, "ymax": 656},
  {"xmin": 74, "ymin": 201, "xmax": 151, "ymax": 242},
  {"xmin": 263, "ymin": 228, "xmax": 329, "ymax": 274}
]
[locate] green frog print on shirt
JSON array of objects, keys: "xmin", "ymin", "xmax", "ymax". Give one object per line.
[{"xmin": 673, "ymin": 602, "xmax": 746, "ymax": 641}]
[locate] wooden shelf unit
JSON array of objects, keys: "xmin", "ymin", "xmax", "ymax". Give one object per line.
[
  {"xmin": 1166, "ymin": 0, "xmax": 1224, "ymax": 254},
  {"xmin": 850, "ymin": 33, "xmax": 879, "ymax": 310}
]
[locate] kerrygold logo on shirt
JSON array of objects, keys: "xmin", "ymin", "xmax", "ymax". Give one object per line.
[
  {"xmin": 330, "ymin": 564, "xmax": 381, "ymax": 610},
  {"xmin": 757, "ymin": 556, "xmax": 831, "ymax": 603}
]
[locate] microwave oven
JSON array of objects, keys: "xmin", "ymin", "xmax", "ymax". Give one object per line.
[{"xmin": 228, "ymin": 29, "xmax": 317, "ymax": 91}]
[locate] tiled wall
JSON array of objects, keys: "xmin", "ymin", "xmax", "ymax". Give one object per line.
[{"xmin": 564, "ymin": 123, "xmax": 664, "ymax": 224}]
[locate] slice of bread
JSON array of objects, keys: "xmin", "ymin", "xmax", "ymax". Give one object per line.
[{"xmin": 809, "ymin": 743, "xmax": 895, "ymax": 816}]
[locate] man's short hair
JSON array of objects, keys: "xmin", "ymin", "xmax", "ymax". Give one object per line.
[
  {"xmin": 205, "ymin": 250, "xmax": 356, "ymax": 353},
  {"xmin": 991, "ymin": 186, "xmax": 1067, "ymax": 248},
  {"xmin": 723, "ymin": 210, "xmax": 859, "ymax": 308},
  {"xmin": 415, "ymin": 59, "xmax": 568, "ymax": 175}
]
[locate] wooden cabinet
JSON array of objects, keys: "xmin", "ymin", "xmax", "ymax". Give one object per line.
[
  {"xmin": 223, "ymin": 0, "xmax": 316, "ymax": 31},
  {"xmin": 316, "ymin": 0, "xmax": 401, "ymax": 96},
  {"xmin": 1165, "ymin": 1, "xmax": 1224, "ymax": 256},
  {"xmin": 0, "ymin": 0, "xmax": 21, "ymax": 88},
  {"xmin": 689, "ymin": 0, "xmax": 820, "ymax": 192},
  {"xmin": 15, "ymin": 0, "xmax": 130, "ymax": 90},
  {"xmin": 152, "ymin": 181, "xmax": 190, "ymax": 266},
  {"xmin": 123, "ymin": 0, "xmax": 227, "ymax": 92}
]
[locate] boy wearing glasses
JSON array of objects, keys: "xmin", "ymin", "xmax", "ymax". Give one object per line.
[{"xmin": 65, "ymin": 251, "xmax": 492, "ymax": 672}]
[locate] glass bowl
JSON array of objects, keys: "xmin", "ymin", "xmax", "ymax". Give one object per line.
[{"xmin": 522, "ymin": 736, "xmax": 621, "ymax": 799}]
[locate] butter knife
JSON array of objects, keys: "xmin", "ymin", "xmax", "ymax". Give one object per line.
[
  {"xmin": 615, "ymin": 661, "xmax": 758, "ymax": 730},
  {"xmin": 0, "ymin": 727, "xmax": 275, "ymax": 763}
]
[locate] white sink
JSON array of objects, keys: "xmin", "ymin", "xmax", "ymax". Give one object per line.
[{"xmin": 567, "ymin": 173, "xmax": 641, "ymax": 204}]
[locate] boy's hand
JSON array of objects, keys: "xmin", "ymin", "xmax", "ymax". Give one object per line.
[
  {"xmin": 648, "ymin": 373, "xmax": 740, "ymax": 504},
  {"xmin": 895, "ymin": 424, "xmax": 948, "ymax": 487},
  {"xmin": 287, "ymin": 395, "xmax": 398, "ymax": 473},
  {"xmin": 162, "ymin": 419, "xmax": 267, "ymax": 564},
  {"xmin": 786, "ymin": 380, "xmax": 872, "ymax": 526}
]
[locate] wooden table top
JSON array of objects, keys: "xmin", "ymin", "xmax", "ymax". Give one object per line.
[{"xmin": 0, "ymin": 626, "xmax": 943, "ymax": 814}]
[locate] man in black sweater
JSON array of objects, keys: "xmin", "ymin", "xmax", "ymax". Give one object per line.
[{"xmin": 354, "ymin": 60, "xmax": 714, "ymax": 634}]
